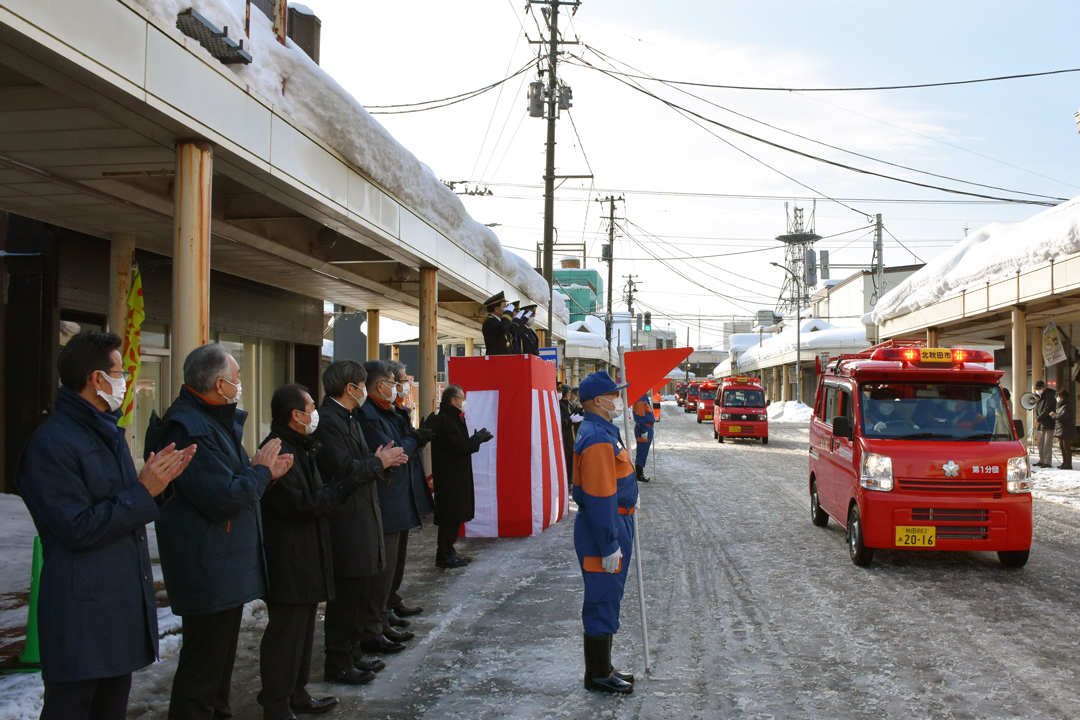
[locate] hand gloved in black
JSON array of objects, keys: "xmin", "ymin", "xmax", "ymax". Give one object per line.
[
  {"xmin": 410, "ymin": 427, "xmax": 436, "ymax": 447},
  {"xmin": 472, "ymin": 428, "xmax": 494, "ymax": 444}
]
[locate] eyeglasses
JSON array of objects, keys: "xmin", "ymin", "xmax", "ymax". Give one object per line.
[{"xmin": 102, "ymin": 369, "xmax": 132, "ymax": 381}]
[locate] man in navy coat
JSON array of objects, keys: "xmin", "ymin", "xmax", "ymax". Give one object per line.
[
  {"xmin": 146, "ymin": 344, "xmax": 292, "ymax": 720},
  {"xmin": 17, "ymin": 332, "xmax": 195, "ymax": 720}
]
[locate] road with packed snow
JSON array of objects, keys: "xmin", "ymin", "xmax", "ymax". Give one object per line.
[{"xmin": 10, "ymin": 403, "xmax": 1080, "ymax": 719}]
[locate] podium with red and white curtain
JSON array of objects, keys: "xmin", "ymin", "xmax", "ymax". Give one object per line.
[{"xmin": 447, "ymin": 354, "xmax": 569, "ymax": 537}]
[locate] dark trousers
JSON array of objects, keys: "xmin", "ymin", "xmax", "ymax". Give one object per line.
[
  {"xmin": 1059, "ymin": 437, "xmax": 1073, "ymax": 468},
  {"xmin": 436, "ymin": 523, "xmax": 460, "ymax": 562},
  {"xmin": 257, "ymin": 602, "xmax": 316, "ymax": 720},
  {"xmin": 386, "ymin": 530, "xmax": 409, "ymax": 610},
  {"xmin": 375, "ymin": 531, "xmax": 402, "ymax": 635},
  {"xmin": 324, "ymin": 573, "xmax": 384, "ymax": 675},
  {"xmin": 168, "ymin": 605, "xmax": 244, "ymax": 720},
  {"xmin": 41, "ymin": 674, "xmax": 132, "ymax": 720}
]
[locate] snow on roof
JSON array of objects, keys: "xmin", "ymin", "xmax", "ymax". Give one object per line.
[
  {"xmin": 565, "ymin": 329, "xmax": 607, "ymax": 350},
  {"xmin": 872, "ymin": 194, "xmax": 1080, "ymax": 325},
  {"xmin": 137, "ymin": 0, "xmax": 567, "ymax": 323},
  {"xmin": 737, "ymin": 319, "xmax": 868, "ymax": 367}
]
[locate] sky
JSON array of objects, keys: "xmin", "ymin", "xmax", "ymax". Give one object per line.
[{"xmin": 312, "ymin": 0, "xmax": 1080, "ymax": 346}]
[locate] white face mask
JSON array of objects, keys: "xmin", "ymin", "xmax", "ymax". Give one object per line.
[
  {"xmin": 299, "ymin": 409, "xmax": 319, "ymax": 435},
  {"xmin": 221, "ymin": 377, "xmax": 241, "ymax": 405},
  {"xmin": 598, "ymin": 396, "xmax": 623, "ymax": 421},
  {"xmin": 380, "ymin": 381, "xmax": 396, "ymax": 403},
  {"xmin": 349, "ymin": 384, "xmax": 367, "ymax": 408},
  {"xmin": 456, "ymin": 397, "xmax": 467, "ymax": 412},
  {"xmin": 96, "ymin": 370, "xmax": 126, "ymax": 412}
]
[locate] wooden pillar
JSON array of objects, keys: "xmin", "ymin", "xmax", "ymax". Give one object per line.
[
  {"xmin": 781, "ymin": 364, "xmax": 789, "ymax": 402},
  {"xmin": 171, "ymin": 141, "xmax": 213, "ymax": 394},
  {"xmin": 366, "ymin": 309, "xmax": 379, "ymax": 362},
  {"xmin": 1032, "ymin": 326, "xmax": 1044, "ymax": 389},
  {"xmin": 272, "ymin": 0, "xmax": 287, "ymax": 44},
  {"xmin": 927, "ymin": 327, "xmax": 939, "ymax": 347},
  {"xmin": 419, "ymin": 268, "xmax": 438, "ymax": 419},
  {"xmin": 391, "ymin": 344, "xmax": 400, "ymax": 362},
  {"xmin": 1011, "ymin": 305, "xmax": 1026, "ymax": 420},
  {"xmin": 108, "ymin": 233, "xmax": 135, "ymax": 336},
  {"xmin": 536, "ymin": 329, "xmax": 546, "ymax": 348}
]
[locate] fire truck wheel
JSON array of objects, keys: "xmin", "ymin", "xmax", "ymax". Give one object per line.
[
  {"xmin": 997, "ymin": 550, "xmax": 1030, "ymax": 568},
  {"xmin": 847, "ymin": 504, "xmax": 874, "ymax": 567},
  {"xmin": 810, "ymin": 480, "xmax": 828, "ymax": 528},
  {"xmin": 761, "ymin": 437, "xmax": 769, "ymax": 445}
]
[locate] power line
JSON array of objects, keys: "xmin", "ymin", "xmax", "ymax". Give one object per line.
[
  {"xmin": 572, "ymin": 54, "xmax": 1060, "ymax": 208},
  {"xmin": 367, "ymin": 61, "xmax": 533, "ymax": 113},
  {"xmin": 577, "ymin": 45, "xmax": 1067, "ymax": 203}
]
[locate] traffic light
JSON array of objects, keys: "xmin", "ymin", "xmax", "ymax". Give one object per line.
[{"xmin": 644, "ymin": 312, "xmax": 652, "ymax": 332}]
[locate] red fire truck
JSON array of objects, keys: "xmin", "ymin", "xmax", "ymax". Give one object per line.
[
  {"xmin": 684, "ymin": 382, "xmax": 701, "ymax": 414},
  {"xmin": 713, "ymin": 377, "xmax": 768, "ymax": 443},
  {"xmin": 695, "ymin": 381, "xmax": 718, "ymax": 424},
  {"xmin": 808, "ymin": 340, "xmax": 1032, "ymax": 568}
]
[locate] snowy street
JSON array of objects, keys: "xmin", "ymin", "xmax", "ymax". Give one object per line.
[{"xmin": 9, "ymin": 402, "xmax": 1080, "ymax": 719}]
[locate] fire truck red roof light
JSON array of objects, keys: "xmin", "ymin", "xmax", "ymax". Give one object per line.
[{"xmin": 868, "ymin": 347, "xmax": 993, "ymax": 363}]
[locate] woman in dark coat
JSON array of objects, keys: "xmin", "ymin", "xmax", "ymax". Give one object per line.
[
  {"xmin": 423, "ymin": 385, "xmax": 493, "ymax": 568},
  {"xmin": 1053, "ymin": 389, "xmax": 1075, "ymax": 470}
]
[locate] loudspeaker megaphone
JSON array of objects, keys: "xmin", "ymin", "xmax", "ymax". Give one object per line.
[{"xmin": 1019, "ymin": 392, "xmax": 1039, "ymax": 411}]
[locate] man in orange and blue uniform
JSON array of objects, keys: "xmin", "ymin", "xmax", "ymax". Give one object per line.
[
  {"xmin": 632, "ymin": 392, "xmax": 653, "ymax": 483},
  {"xmin": 572, "ymin": 371, "xmax": 637, "ymax": 695}
]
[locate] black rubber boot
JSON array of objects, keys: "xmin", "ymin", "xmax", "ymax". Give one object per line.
[
  {"xmin": 583, "ymin": 633, "xmax": 633, "ymax": 694},
  {"xmin": 607, "ymin": 634, "xmax": 634, "ymax": 684},
  {"xmin": 635, "ymin": 465, "xmax": 651, "ymax": 483}
]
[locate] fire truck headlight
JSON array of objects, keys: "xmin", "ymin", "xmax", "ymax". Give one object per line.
[
  {"xmin": 1006, "ymin": 456, "xmax": 1032, "ymax": 494},
  {"xmin": 860, "ymin": 452, "xmax": 894, "ymax": 492},
  {"xmin": 721, "ymin": 413, "xmax": 732, "ymax": 420}
]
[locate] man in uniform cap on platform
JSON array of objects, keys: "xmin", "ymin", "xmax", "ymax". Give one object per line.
[
  {"xmin": 515, "ymin": 304, "xmax": 541, "ymax": 356},
  {"xmin": 481, "ymin": 291, "xmax": 514, "ymax": 356},
  {"xmin": 572, "ymin": 371, "xmax": 637, "ymax": 695}
]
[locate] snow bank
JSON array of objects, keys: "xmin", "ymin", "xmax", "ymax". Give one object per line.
[
  {"xmin": 872, "ymin": 194, "xmax": 1080, "ymax": 324},
  {"xmin": 661, "ymin": 394, "xmax": 677, "ymax": 401},
  {"xmin": 738, "ymin": 320, "xmax": 868, "ymax": 368},
  {"xmin": 768, "ymin": 401, "xmax": 814, "ymax": 424},
  {"xmin": 136, "ymin": 0, "xmax": 567, "ymax": 322},
  {"xmin": 1033, "ymin": 466, "xmax": 1080, "ymax": 511}
]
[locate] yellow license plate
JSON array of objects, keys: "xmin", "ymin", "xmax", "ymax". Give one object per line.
[
  {"xmin": 920, "ymin": 348, "xmax": 952, "ymax": 363},
  {"xmin": 895, "ymin": 526, "xmax": 935, "ymax": 547},
  {"xmin": 729, "ymin": 426, "xmax": 741, "ymax": 432}
]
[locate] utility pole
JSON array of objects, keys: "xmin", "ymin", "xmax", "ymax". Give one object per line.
[
  {"xmin": 623, "ymin": 274, "xmax": 638, "ymax": 314},
  {"xmin": 528, "ymin": 0, "xmax": 586, "ymax": 346},
  {"xmin": 871, "ymin": 213, "xmax": 884, "ymax": 344},
  {"xmin": 597, "ymin": 195, "xmax": 622, "ymax": 349}
]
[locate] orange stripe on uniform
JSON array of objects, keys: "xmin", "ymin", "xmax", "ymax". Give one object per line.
[
  {"xmin": 615, "ymin": 448, "xmax": 635, "ymax": 479},
  {"xmin": 578, "ymin": 443, "xmax": 618, "ymax": 497},
  {"xmin": 582, "ymin": 556, "xmax": 622, "ymax": 573}
]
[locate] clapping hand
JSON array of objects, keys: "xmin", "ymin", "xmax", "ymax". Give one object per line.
[
  {"xmin": 253, "ymin": 438, "xmax": 293, "ymax": 479},
  {"xmin": 472, "ymin": 428, "xmax": 494, "ymax": 444},
  {"xmin": 375, "ymin": 441, "xmax": 408, "ymax": 469},
  {"xmin": 139, "ymin": 443, "xmax": 197, "ymax": 497}
]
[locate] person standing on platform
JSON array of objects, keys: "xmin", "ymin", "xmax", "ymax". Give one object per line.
[
  {"xmin": 358, "ymin": 361, "xmax": 433, "ymax": 649},
  {"xmin": 516, "ymin": 304, "xmax": 541, "ymax": 356},
  {"xmin": 315, "ymin": 361, "xmax": 406, "ymax": 683},
  {"xmin": 632, "ymin": 392, "xmax": 654, "ymax": 483},
  {"xmin": 572, "ymin": 371, "xmax": 637, "ymax": 696},
  {"xmin": 481, "ymin": 291, "xmax": 514, "ymax": 355},
  {"xmin": 257, "ymin": 384, "xmax": 354, "ymax": 719},
  {"xmin": 16, "ymin": 332, "xmax": 196, "ymax": 720},
  {"xmin": 146, "ymin": 344, "xmax": 292, "ymax": 720},
  {"xmin": 424, "ymin": 385, "xmax": 493, "ymax": 568}
]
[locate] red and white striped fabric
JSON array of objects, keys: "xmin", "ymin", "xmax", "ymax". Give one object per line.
[{"xmin": 447, "ymin": 355, "xmax": 569, "ymax": 537}]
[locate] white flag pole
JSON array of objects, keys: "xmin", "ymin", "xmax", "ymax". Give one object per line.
[{"xmin": 619, "ymin": 346, "xmax": 651, "ymax": 672}]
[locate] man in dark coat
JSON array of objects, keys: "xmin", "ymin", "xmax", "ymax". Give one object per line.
[
  {"xmin": 515, "ymin": 304, "xmax": 541, "ymax": 356},
  {"xmin": 423, "ymin": 384, "xmax": 492, "ymax": 568},
  {"xmin": 559, "ymin": 384, "xmax": 576, "ymax": 486},
  {"xmin": 145, "ymin": 343, "xmax": 292, "ymax": 720},
  {"xmin": 481, "ymin": 291, "xmax": 514, "ymax": 355},
  {"xmin": 1054, "ymin": 389, "xmax": 1075, "ymax": 470},
  {"xmin": 257, "ymin": 384, "xmax": 361, "ymax": 719},
  {"xmin": 1034, "ymin": 380, "xmax": 1056, "ymax": 468},
  {"xmin": 16, "ymin": 332, "xmax": 195, "ymax": 720},
  {"xmin": 357, "ymin": 360, "xmax": 434, "ymax": 652},
  {"xmin": 314, "ymin": 361, "xmax": 406, "ymax": 680}
]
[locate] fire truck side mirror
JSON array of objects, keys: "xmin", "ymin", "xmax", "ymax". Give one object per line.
[
  {"xmin": 1013, "ymin": 418, "xmax": 1025, "ymax": 439},
  {"xmin": 832, "ymin": 416, "xmax": 852, "ymax": 439}
]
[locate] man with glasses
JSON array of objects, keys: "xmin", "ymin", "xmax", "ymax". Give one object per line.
[
  {"xmin": 146, "ymin": 344, "xmax": 292, "ymax": 720},
  {"xmin": 17, "ymin": 332, "xmax": 195, "ymax": 720}
]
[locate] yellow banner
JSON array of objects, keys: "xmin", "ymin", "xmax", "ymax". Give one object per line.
[{"xmin": 118, "ymin": 267, "xmax": 144, "ymax": 427}]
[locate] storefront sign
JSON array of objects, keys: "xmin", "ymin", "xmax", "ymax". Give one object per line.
[{"xmin": 1044, "ymin": 321, "xmax": 1067, "ymax": 366}]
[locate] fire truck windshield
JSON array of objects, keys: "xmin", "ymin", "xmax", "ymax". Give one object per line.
[
  {"xmin": 700, "ymin": 389, "xmax": 717, "ymax": 400},
  {"xmin": 860, "ymin": 382, "xmax": 1013, "ymax": 440},
  {"xmin": 723, "ymin": 389, "xmax": 764, "ymax": 408}
]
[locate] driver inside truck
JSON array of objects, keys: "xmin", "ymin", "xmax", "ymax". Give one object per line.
[{"xmin": 862, "ymin": 386, "xmax": 901, "ymax": 435}]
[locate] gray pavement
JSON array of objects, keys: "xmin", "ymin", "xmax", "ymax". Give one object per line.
[{"xmin": 123, "ymin": 403, "xmax": 1080, "ymax": 719}]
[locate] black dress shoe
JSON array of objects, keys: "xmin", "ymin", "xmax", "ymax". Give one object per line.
[
  {"xmin": 391, "ymin": 603, "xmax": 423, "ymax": 617},
  {"xmin": 383, "ymin": 626, "xmax": 415, "ymax": 642},
  {"xmin": 387, "ymin": 613, "xmax": 410, "ymax": 629},
  {"xmin": 436, "ymin": 554, "xmax": 469, "ymax": 569},
  {"xmin": 358, "ymin": 636, "xmax": 406, "ymax": 654},
  {"xmin": 323, "ymin": 668, "xmax": 375, "ymax": 685},
  {"xmin": 355, "ymin": 658, "xmax": 386, "ymax": 673},
  {"xmin": 291, "ymin": 697, "xmax": 339, "ymax": 714}
]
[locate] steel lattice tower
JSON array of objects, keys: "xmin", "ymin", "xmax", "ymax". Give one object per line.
[{"xmin": 774, "ymin": 202, "xmax": 821, "ymax": 314}]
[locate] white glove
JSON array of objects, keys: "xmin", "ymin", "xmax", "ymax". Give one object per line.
[
  {"xmin": 601, "ymin": 548, "xmax": 622, "ymax": 574},
  {"xmin": 515, "ymin": 310, "xmax": 525, "ymax": 319},
  {"xmin": 873, "ymin": 421, "xmax": 887, "ymax": 432},
  {"xmin": 570, "ymin": 414, "xmax": 584, "ymax": 423},
  {"xmin": 505, "ymin": 303, "xmax": 516, "ymax": 313}
]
